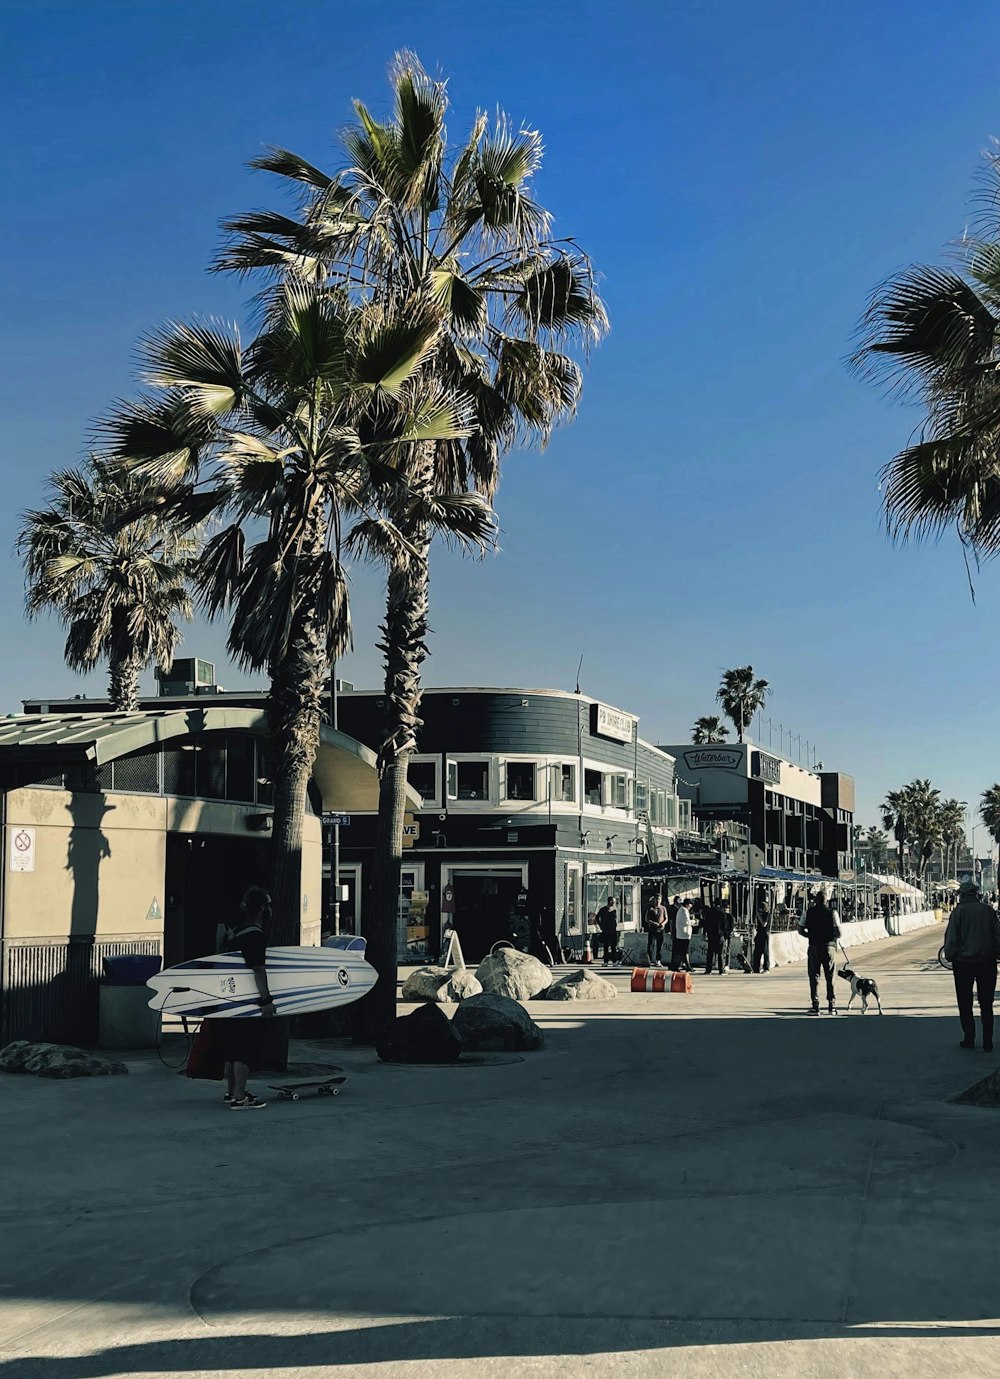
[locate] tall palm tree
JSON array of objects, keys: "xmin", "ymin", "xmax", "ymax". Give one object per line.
[
  {"xmin": 860, "ymin": 824, "xmax": 888, "ymax": 870},
  {"xmin": 881, "ymin": 788, "xmax": 911, "ymax": 879},
  {"xmin": 691, "ymin": 715, "xmax": 729, "ymax": 744},
  {"xmin": 981, "ymin": 785, "xmax": 1000, "ymax": 852},
  {"xmin": 98, "ymin": 283, "xmax": 470, "ymax": 941},
  {"xmin": 217, "ymin": 53, "xmax": 607, "ymax": 1027},
  {"xmin": 939, "ymin": 798, "xmax": 967, "ymax": 881},
  {"xmin": 715, "ymin": 666, "xmax": 769, "ymax": 743},
  {"xmin": 18, "ymin": 458, "xmax": 194, "ymax": 711},
  {"xmin": 853, "ymin": 149, "xmax": 1000, "ymax": 559}
]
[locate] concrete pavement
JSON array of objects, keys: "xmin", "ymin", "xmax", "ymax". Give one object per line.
[{"xmin": 3, "ymin": 923, "xmax": 1000, "ymax": 1377}]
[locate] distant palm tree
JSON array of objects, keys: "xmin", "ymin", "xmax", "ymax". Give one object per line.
[
  {"xmin": 939, "ymin": 798, "xmax": 967, "ymax": 880},
  {"xmin": 18, "ymin": 459, "xmax": 194, "ymax": 711},
  {"xmin": 691, "ymin": 715, "xmax": 729, "ymax": 744},
  {"xmin": 881, "ymin": 789, "xmax": 911, "ymax": 879},
  {"xmin": 882, "ymin": 780, "xmax": 944, "ymax": 882},
  {"xmin": 716, "ymin": 666, "xmax": 770, "ymax": 743},
  {"xmin": 981, "ymin": 785, "xmax": 1000, "ymax": 850},
  {"xmin": 860, "ymin": 824, "xmax": 889, "ymax": 870},
  {"xmin": 853, "ymin": 149, "xmax": 1000, "ymax": 561}
]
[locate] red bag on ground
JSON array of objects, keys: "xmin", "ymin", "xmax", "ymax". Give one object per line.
[{"xmin": 185, "ymin": 1019, "xmax": 225, "ymax": 1080}]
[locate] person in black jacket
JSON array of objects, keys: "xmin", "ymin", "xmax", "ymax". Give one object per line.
[
  {"xmin": 800, "ymin": 892, "xmax": 841, "ymax": 1014},
  {"xmin": 702, "ymin": 902, "xmax": 725, "ymax": 975},
  {"xmin": 944, "ymin": 881, "xmax": 1000, "ymax": 1050}
]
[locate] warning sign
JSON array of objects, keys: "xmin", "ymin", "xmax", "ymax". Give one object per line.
[
  {"xmin": 9, "ymin": 827, "xmax": 35, "ymax": 873},
  {"xmin": 146, "ymin": 897, "xmax": 162, "ymax": 922}
]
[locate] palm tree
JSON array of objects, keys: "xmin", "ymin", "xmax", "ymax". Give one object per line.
[
  {"xmin": 715, "ymin": 666, "xmax": 769, "ymax": 743},
  {"xmin": 939, "ymin": 798, "xmax": 967, "ymax": 880},
  {"xmin": 860, "ymin": 824, "xmax": 888, "ymax": 871},
  {"xmin": 217, "ymin": 53, "xmax": 607, "ymax": 1027},
  {"xmin": 18, "ymin": 458, "xmax": 194, "ymax": 711},
  {"xmin": 98, "ymin": 283, "xmax": 470, "ymax": 941},
  {"xmin": 981, "ymin": 785, "xmax": 1000, "ymax": 852},
  {"xmin": 853, "ymin": 149, "xmax": 1000, "ymax": 559},
  {"xmin": 881, "ymin": 788, "xmax": 911, "ymax": 879},
  {"xmin": 691, "ymin": 715, "xmax": 729, "ymax": 744}
]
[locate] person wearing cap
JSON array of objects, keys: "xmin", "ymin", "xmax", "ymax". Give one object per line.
[
  {"xmin": 799, "ymin": 890, "xmax": 840, "ymax": 1014},
  {"xmin": 943, "ymin": 880, "xmax": 1000, "ymax": 1051}
]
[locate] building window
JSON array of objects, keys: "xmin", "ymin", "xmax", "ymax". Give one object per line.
[
  {"xmin": 504, "ymin": 761, "xmax": 536, "ymax": 801},
  {"xmin": 635, "ymin": 779, "xmax": 649, "ymax": 815},
  {"xmin": 447, "ymin": 758, "xmax": 490, "ymax": 802},
  {"xmin": 555, "ymin": 763, "xmax": 576, "ymax": 803},
  {"xmin": 584, "ymin": 769, "xmax": 603, "ymax": 806},
  {"xmin": 606, "ymin": 773, "xmax": 628, "ymax": 808},
  {"xmin": 407, "ymin": 757, "xmax": 440, "ymax": 805}
]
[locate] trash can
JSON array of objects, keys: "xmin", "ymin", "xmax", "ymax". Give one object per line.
[{"xmin": 99, "ymin": 955, "xmax": 163, "ymax": 1050}]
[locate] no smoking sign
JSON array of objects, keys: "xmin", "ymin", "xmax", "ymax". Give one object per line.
[{"xmin": 9, "ymin": 826, "xmax": 36, "ymax": 873}]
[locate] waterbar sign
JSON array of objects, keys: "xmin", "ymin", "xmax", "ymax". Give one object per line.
[
  {"xmin": 592, "ymin": 703, "xmax": 636, "ymax": 744},
  {"xmin": 751, "ymin": 750, "xmax": 782, "ymax": 784},
  {"xmin": 682, "ymin": 748, "xmax": 743, "ymax": 772}
]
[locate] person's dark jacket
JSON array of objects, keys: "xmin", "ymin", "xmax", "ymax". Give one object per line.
[
  {"xmin": 944, "ymin": 899, "xmax": 1000, "ymax": 963},
  {"xmin": 700, "ymin": 906, "xmax": 722, "ymax": 941},
  {"xmin": 719, "ymin": 909, "xmax": 734, "ymax": 940},
  {"xmin": 800, "ymin": 903, "xmax": 840, "ymax": 946}
]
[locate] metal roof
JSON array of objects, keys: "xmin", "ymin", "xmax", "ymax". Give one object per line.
[{"xmin": 0, "ymin": 708, "xmax": 418, "ymax": 813}]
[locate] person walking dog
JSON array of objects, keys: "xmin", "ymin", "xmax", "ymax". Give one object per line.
[
  {"xmin": 944, "ymin": 880, "xmax": 1000, "ymax": 1052},
  {"xmin": 800, "ymin": 892, "xmax": 840, "ymax": 1015}
]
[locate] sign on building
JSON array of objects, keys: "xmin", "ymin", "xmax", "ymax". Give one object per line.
[
  {"xmin": 9, "ymin": 826, "xmax": 35, "ymax": 873},
  {"xmin": 682, "ymin": 748, "xmax": 743, "ymax": 772},
  {"xmin": 750, "ymin": 750, "xmax": 781, "ymax": 783},
  {"xmin": 592, "ymin": 702, "xmax": 636, "ymax": 744}
]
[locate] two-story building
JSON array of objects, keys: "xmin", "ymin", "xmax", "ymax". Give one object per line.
[{"xmin": 334, "ymin": 686, "xmax": 690, "ymax": 961}]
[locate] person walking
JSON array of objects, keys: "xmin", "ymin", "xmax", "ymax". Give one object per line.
[
  {"xmin": 752, "ymin": 897, "xmax": 772, "ymax": 973},
  {"xmin": 943, "ymin": 880, "xmax": 1000, "ymax": 1051},
  {"xmin": 644, "ymin": 892, "xmax": 669, "ymax": 967},
  {"xmin": 671, "ymin": 895, "xmax": 692, "ymax": 971},
  {"xmin": 718, "ymin": 901, "xmax": 735, "ymax": 974},
  {"xmin": 702, "ymin": 901, "xmax": 724, "ymax": 975},
  {"xmin": 800, "ymin": 891, "xmax": 840, "ymax": 1015},
  {"xmin": 594, "ymin": 894, "xmax": 620, "ymax": 965}
]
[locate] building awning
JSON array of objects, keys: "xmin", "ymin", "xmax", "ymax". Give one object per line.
[
  {"xmin": 588, "ymin": 858, "xmax": 745, "ymax": 882},
  {"xmin": 0, "ymin": 708, "xmax": 418, "ymax": 814}
]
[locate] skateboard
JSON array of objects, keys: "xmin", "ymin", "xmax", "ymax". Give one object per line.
[{"xmin": 267, "ymin": 1074, "xmax": 346, "ymax": 1102}]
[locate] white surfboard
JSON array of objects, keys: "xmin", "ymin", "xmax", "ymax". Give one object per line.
[{"xmin": 146, "ymin": 939, "xmax": 377, "ymax": 1020}]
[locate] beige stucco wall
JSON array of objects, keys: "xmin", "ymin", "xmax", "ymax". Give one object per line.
[
  {"xmin": 4, "ymin": 790, "xmax": 324, "ymax": 946},
  {"xmin": 4, "ymin": 788, "xmax": 167, "ymax": 942}
]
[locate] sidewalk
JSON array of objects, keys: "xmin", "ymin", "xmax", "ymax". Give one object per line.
[{"xmin": 2, "ymin": 924, "xmax": 999, "ymax": 1378}]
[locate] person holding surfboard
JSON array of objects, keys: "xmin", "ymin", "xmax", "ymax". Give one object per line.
[{"xmin": 219, "ymin": 886, "xmax": 276, "ymax": 1109}]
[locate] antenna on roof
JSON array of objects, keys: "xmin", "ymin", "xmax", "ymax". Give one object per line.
[{"xmin": 574, "ymin": 654, "xmax": 584, "ymax": 695}]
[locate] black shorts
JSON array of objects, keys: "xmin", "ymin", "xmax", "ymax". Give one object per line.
[{"xmin": 218, "ymin": 1018, "xmax": 264, "ymax": 1069}]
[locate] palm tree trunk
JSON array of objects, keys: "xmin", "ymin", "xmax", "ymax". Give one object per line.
[
  {"xmin": 359, "ymin": 453, "xmax": 434, "ymax": 1042},
  {"xmin": 108, "ymin": 650, "xmax": 143, "ymax": 712},
  {"xmin": 267, "ymin": 629, "xmax": 327, "ymax": 946}
]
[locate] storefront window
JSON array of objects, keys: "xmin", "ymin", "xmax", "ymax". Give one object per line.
[
  {"xmin": 448, "ymin": 759, "xmax": 490, "ymax": 801},
  {"xmin": 558, "ymin": 763, "xmax": 576, "ymax": 802},
  {"xmin": 399, "ymin": 868, "xmax": 431, "ymax": 961},
  {"xmin": 584, "ymin": 769, "xmax": 603, "ymax": 805}
]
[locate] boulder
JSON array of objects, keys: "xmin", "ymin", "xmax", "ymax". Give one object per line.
[
  {"xmin": 400, "ymin": 966, "xmax": 484, "ymax": 1003},
  {"xmin": 377, "ymin": 1003, "xmax": 463, "ymax": 1064},
  {"xmin": 401, "ymin": 966, "xmax": 452, "ymax": 1001},
  {"xmin": 476, "ymin": 948, "xmax": 553, "ymax": 1000},
  {"xmin": 441, "ymin": 968, "xmax": 483, "ymax": 1002},
  {"xmin": 955, "ymin": 1069, "xmax": 1000, "ymax": 1106},
  {"xmin": 451, "ymin": 994, "xmax": 544, "ymax": 1052},
  {"xmin": 0, "ymin": 1041, "xmax": 128, "ymax": 1078},
  {"xmin": 545, "ymin": 968, "xmax": 617, "ymax": 1001}
]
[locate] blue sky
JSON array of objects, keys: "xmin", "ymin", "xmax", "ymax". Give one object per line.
[{"xmin": 4, "ymin": 0, "xmax": 1000, "ymax": 835}]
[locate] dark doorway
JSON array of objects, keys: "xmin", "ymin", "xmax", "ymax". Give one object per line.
[
  {"xmin": 164, "ymin": 834, "xmax": 271, "ymax": 965},
  {"xmin": 452, "ymin": 871, "xmax": 524, "ymax": 961}
]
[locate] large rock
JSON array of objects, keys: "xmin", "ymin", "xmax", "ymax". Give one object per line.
[
  {"xmin": 0, "ymin": 1041, "xmax": 128, "ymax": 1078},
  {"xmin": 377, "ymin": 1003, "xmax": 463, "ymax": 1064},
  {"xmin": 545, "ymin": 968, "xmax": 617, "ymax": 1001},
  {"xmin": 476, "ymin": 948, "xmax": 552, "ymax": 1000},
  {"xmin": 451, "ymin": 994, "xmax": 544, "ymax": 1051},
  {"xmin": 442, "ymin": 968, "xmax": 483, "ymax": 1001},
  {"xmin": 400, "ymin": 966, "xmax": 483, "ymax": 1003}
]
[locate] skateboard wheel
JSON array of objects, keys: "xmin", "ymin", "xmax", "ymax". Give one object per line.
[
  {"xmin": 291, "ymin": 1093, "xmax": 299, "ymax": 1101},
  {"xmin": 331, "ymin": 1088, "xmax": 339, "ymax": 1096}
]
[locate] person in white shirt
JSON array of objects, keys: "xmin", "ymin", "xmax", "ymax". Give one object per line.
[{"xmin": 670, "ymin": 896, "xmax": 692, "ymax": 971}]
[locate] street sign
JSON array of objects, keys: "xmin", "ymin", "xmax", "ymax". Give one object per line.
[
  {"xmin": 323, "ymin": 813, "xmax": 351, "ymax": 826},
  {"xmin": 9, "ymin": 826, "xmax": 35, "ymax": 873}
]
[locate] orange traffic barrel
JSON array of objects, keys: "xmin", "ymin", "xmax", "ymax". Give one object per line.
[{"xmin": 631, "ymin": 967, "xmax": 693, "ymax": 993}]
